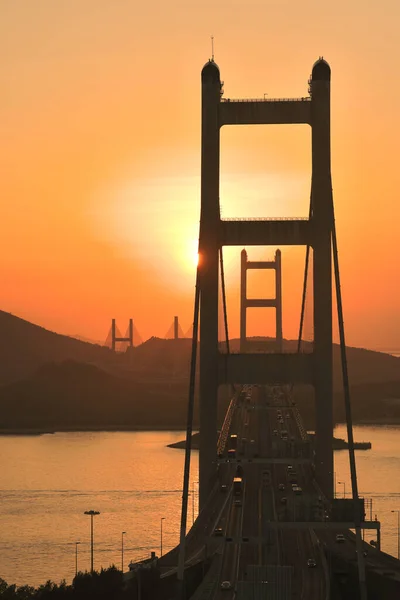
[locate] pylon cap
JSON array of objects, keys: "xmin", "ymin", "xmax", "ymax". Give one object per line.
[
  {"xmin": 311, "ymin": 57, "xmax": 331, "ymax": 81},
  {"xmin": 201, "ymin": 59, "xmax": 220, "ymax": 83}
]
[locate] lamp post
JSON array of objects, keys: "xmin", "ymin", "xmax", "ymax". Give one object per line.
[
  {"xmin": 391, "ymin": 510, "xmax": 400, "ymax": 559},
  {"xmin": 263, "ymin": 93, "xmax": 268, "ymax": 99},
  {"xmin": 338, "ymin": 481, "xmax": 346, "ymax": 498},
  {"xmin": 121, "ymin": 531, "xmax": 126, "ymax": 573},
  {"xmin": 75, "ymin": 541, "xmax": 80, "ymax": 577},
  {"xmin": 84, "ymin": 510, "xmax": 100, "ymax": 574},
  {"xmin": 160, "ymin": 517, "xmax": 165, "ymax": 557}
]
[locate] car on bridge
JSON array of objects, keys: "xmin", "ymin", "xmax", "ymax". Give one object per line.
[
  {"xmin": 220, "ymin": 581, "xmax": 232, "ymax": 591},
  {"xmin": 236, "ymin": 464, "xmax": 244, "ymax": 476},
  {"xmin": 278, "ymin": 483, "xmax": 285, "ymax": 491},
  {"xmin": 336, "ymin": 534, "xmax": 345, "ymax": 543},
  {"xmin": 233, "ymin": 477, "xmax": 243, "ymax": 495},
  {"xmin": 214, "ymin": 527, "xmax": 223, "ymax": 536},
  {"xmin": 307, "ymin": 558, "xmax": 317, "ymax": 568}
]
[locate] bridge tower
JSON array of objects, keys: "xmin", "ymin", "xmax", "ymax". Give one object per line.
[
  {"xmin": 174, "ymin": 316, "xmax": 179, "ymax": 340},
  {"xmin": 111, "ymin": 318, "xmax": 133, "ymax": 351},
  {"xmin": 240, "ymin": 248, "xmax": 283, "ymax": 353},
  {"xmin": 198, "ymin": 58, "xmax": 334, "ymax": 508}
]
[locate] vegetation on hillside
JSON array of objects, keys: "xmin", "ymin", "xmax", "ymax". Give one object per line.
[{"xmin": 0, "ymin": 566, "xmax": 158, "ymax": 600}]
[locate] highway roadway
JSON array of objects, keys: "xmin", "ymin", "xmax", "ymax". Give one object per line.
[
  {"xmin": 160, "ymin": 383, "xmax": 400, "ymax": 599},
  {"xmin": 211, "ymin": 384, "xmax": 328, "ymax": 599}
]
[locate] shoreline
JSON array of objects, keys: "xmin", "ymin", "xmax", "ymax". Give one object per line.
[
  {"xmin": 0, "ymin": 425, "xmax": 194, "ymax": 436},
  {"xmin": 0, "ymin": 419, "xmax": 399, "ymax": 437},
  {"xmin": 167, "ymin": 432, "xmax": 372, "ymax": 451}
]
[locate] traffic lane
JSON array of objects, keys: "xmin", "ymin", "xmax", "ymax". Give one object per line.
[
  {"xmin": 215, "ymin": 486, "xmax": 245, "ymax": 599},
  {"xmin": 317, "ymin": 528, "xmax": 393, "ymax": 572},
  {"xmin": 238, "ymin": 385, "xmax": 263, "ymax": 579},
  {"xmin": 236, "ymin": 469, "xmax": 258, "ymax": 580},
  {"xmin": 297, "ymin": 528, "xmax": 325, "ymax": 600},
  {"xmin": 262, "ymin": 464, "xmax": 281, "ymax": 566}
]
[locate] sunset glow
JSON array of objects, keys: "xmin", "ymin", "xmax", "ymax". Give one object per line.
[{"xmin": 1, "ymin": 1, "xmax": 399, "ymax": 347}]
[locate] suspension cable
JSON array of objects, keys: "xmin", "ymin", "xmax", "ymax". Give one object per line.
[
  {"xmin": 219, "ymin": 247, "xmax": 230, "ymax": 355},
  {"xmin": 177, "ymin": 256, "xmax": 201, "ymax": 594},
  {"xmin": 331, "ymin": 207, "xmax": 367, "ymax": 600},
  {"xmin": 297, "ymin": 199, "xmax": 313, "ymax": 354}
]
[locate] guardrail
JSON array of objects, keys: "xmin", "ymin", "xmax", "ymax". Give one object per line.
[
  {"xmin": 221, "ymin": 97, "xmax": 311, "ymax": 103},
  {"xmin": 293, "ymin": 405, "xmax": 309, "ymax": 442},
  {"xmin": 217, "ymin": 390, "xmax": 239, "ymax": 455},
  {"xmin": 220, "ymin": 216, "xmax": 309, "ymax": 221}
]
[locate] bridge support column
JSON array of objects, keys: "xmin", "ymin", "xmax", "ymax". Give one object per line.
[
  {"xmin": 111, "ymin": 319, "xmax": 116, "ymax": 352},
  {"xmin": 199, "ymin": 60, "xmax": 221, "ymax": 510},
  {"xmin": 240, "ymin": 250, "xmax": 247, "ymax": 352},
  {"xmin": 275, "ymin": 249, "xmax": 283, "ymax": 352},
  {"xmin": 311, "ymin": 60, "xmax": 334, "ymax": 499},
  {"xmin": 239, "ymin": 248, "xmax": 283, "ymax": 352},
  {"xmin": 174, "ymin": 316, "xmax": 179, "ymax": 340},
  {"xmin": 129, "ymin": 318, "xmax": 133, "ymax": 347}
]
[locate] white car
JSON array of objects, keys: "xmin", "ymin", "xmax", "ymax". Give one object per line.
[
  {"xmin": 221, "ymin": 581, "xmax": 232, "ymax": 591},
  {"xmin": 307, "ymin": 558, "xmax": 317, "ymax": 568}
]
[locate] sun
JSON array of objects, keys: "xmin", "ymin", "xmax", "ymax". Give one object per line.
[{"xmin": 188, "ymin": 238, "xmax": 200, "ymax": 268}]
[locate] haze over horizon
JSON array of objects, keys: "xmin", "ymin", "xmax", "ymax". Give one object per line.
[{"xmin": 1, "ymin": 0, "xmax": 399, "ymax": 348}]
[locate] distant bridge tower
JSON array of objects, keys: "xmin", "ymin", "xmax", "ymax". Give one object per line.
[
  {"xmin": 198, "ymin": 58, "xmax": 334, "ymax": 508},
  {"xmin": 164, "ymin": 316, "xmax": 185, "ymax": 340},
  {"xmin": 240, "ymin": 249, "xmax": 283, "ymax": 352},
  {"xmin": 111, "ymin": 319, "xmax": 133, "ymax": 351},
  {"xmin": 174, "ymin": 316, "xmax": 179, "ymax": 340}
]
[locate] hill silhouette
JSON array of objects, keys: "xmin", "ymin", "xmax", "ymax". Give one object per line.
[
  {"xmin": 0, "ymin": 311, "xmax": 116, "ymax": 384},
  {"xmin": 0, "ymin": 360, "xmax": 189, "ymax": 431},
  {"xmin": 0, "ymin": 311, "xmax": 399, "ymax": 431}
]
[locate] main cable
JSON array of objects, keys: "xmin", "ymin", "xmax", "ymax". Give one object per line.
[
  {"xmin": 331, "ymin": 205, "xmax": 367, "ymax": 600},
  {"xmin": 177, "ymin": 254, "xmax": 201, "ymax": 596},
  {"xmin": 219, "ymin": 247, "xmax": 230, "ymax": 355}
]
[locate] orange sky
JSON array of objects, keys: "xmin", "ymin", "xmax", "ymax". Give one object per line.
[{"xmin": 1, "ymin": 0, "xmax": 399, "ymax": 349}]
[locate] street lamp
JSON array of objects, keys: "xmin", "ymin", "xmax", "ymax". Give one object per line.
[
  {"xmin": 338, "ymin": 481, "xmax": 346, "ymax": 498},
  {"xmin": 391, "ymin": 510, "xmax": 400, "ymax": 559},
  {"xmin": 160, "ymin": 517, "xmax": 166, "ymax": 557},
  {"xmin": 121, "ymin": 531, "xmax": 126, "ymax": 573},
  {"xmin": 263, "ymin": 93, "xmax": 268, "ymax": 99},
  {"xmin": 75, "ymin": 541, "xmax": 80, "ymax": 577},
  {"xmin": 84, "ymin": 510, "xmax": 100, "ymax": 574}
]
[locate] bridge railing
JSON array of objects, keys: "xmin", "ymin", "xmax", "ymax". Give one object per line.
[
  {"xmin": 220, "ymin": 216, "xmax": 309, "ymax": 221},
  {"xmin": 221, "ymin": 97, "xmax": 311, "ymax": 103},
  {"xmin": 217, "ymin": 390, "xmax": 239, "ymax": 456},
  {"xmin": 293, "ymin": 405, "xmax": 308, "ymax": 442}
]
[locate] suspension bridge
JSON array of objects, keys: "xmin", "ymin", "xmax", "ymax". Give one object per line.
[
  {"xmin": 103, "ymin": 316, "xmax": 192, "ymax": 351},
  {"xmin": 130, "ymin": 58, "xmax": 400, "ymax": 599}
]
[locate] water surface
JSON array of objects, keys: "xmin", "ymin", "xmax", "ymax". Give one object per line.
[{"xmin": 0, "ymin": 426, "xmax": 399, "ymax": 587}]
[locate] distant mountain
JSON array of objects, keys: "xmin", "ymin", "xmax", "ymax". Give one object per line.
[
  {"xmin": 0, "ymin": 310, "xmax": 399, "ymax": 431},
  {"xmin": 0, "ymin": 311, "xmax": 116, "ymax": 384},
  {"xmin": 0, "ymin": 360, "xmax": 189, "ymax": 431},
  {"xmin": 73, "ymin": 334, "xmax": 104, "ymax": 345}
]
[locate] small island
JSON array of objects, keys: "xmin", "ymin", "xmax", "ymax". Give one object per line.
[{"xmin": 167, "ymin": 431, "xmax": 371, "ymax": 451}]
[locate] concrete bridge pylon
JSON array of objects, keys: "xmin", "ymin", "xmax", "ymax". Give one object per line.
[{"xmin": 198, "ymin": 58, "xmax": 334, "ymax": 509}]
